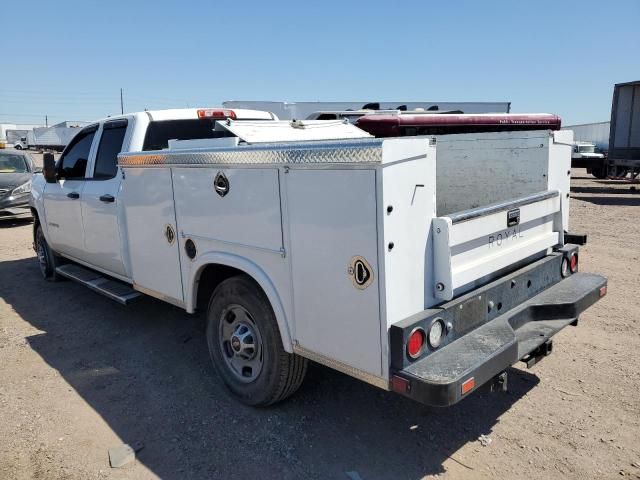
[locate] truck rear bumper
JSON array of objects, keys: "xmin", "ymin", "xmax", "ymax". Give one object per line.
[
  {"xmin": 389, "ymin": 250, "xmax": 607, "ymax": 407},
  {"xmin": 572, "ymin": 157, "xmax": 605, "ymax": 169}
]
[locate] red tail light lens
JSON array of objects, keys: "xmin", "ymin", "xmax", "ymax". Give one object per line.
[
  {"xmin": 407, "ymin": 328, "xmax": 425, "ymax": 359},
  {"xmin": 570, "ymin": 253, "xmax": 578, "ymax": 273}
]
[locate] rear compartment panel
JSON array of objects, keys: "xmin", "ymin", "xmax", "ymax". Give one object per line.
[{"xmin": 432, "ymin": 191, "xmax": 562, "ymax": 300}]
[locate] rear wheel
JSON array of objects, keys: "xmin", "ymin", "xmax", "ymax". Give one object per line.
[
  {"xmin": 206, "ymin": 275, "xmax": 307, "ymax": 406},
  {"xmin": 35, "ymin": 225, "xmax": 63, "ymax": 281}
]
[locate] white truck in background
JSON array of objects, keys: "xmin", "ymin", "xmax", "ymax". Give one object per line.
[
  {"xmin": 571, "ymin": 141, "xmax": 606, "ymax": 178},
  {"xmin": 5, "ymin": 130, "xmax": 30, "ymax": 150},
  {"xmin": 31, "ymin": 111, "xmax": 607, "ymax": 407}
]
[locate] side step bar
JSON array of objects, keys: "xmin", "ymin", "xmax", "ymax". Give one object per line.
[{"xmin": 55, "ymin": 264, "xmax": 142, "ymax": 305}]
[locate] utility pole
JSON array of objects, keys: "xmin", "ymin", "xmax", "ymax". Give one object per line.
[
  {"xmin": 45, "ymin": 115, "xmax": 48, "ymax": 127},
  {"xmin": 120, "ymin": 88, "xmax": 124, "ymax": 115}
]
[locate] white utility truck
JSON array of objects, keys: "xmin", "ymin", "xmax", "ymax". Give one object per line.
[
  {"xmin": 571, "ymin": 141, "xmax": 606, "ymax": 177},
  {"xmin": 31, "ymin": 113, "xmax": 607, "ymax": 407}
]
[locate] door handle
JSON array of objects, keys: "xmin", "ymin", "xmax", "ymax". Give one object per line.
[
  {"xmin": 67, "ymin": 192, "xmax": 80, "ymax": 199},
  {"xmin": 99, "ymin": 194, "xmax": 115, "ymax": 203}
]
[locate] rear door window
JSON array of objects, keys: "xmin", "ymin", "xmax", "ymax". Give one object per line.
[
  {"xmin": 93, "ymin": 120, "xmax": 128, "ymax": 179},
  {"xmin": 59, "ymin": 127, "xmax": 97, "ymax": 179},
  {"xmin": 142, "ymin": 119, "xmax": 232, "ymax": 151}
]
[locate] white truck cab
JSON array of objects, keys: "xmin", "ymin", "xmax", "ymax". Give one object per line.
[
  {"xmin": 32, "ymin": 107, "xmax": 275, "ymax": 279},
  {"xmin": 13, "ymin": 136, "xmax": 29, "ymax": 150},
  {"xmin": 571, "ymin": 141, "xmax": 606, "ymax": 178},
  {"xmin": 31, "ymin": 117, "xmax": 607, "ymax": 408}
]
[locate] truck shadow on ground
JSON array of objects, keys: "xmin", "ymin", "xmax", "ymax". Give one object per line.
[
  {"xmin": 571, "ymin": 185, "xmax": 639, "ymax": 195},
  {"xmin": 1, "ymin": 257, "xmax": 540, "ymax": 480},
  {"xmin": 572, "ymin": 195, "xmax": 640, "ymax": 207}
]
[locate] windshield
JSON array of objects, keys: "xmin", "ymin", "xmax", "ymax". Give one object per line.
[
  {"xmin": 0, "ymin": 153, "xmax": 28, "ymax": 173},
  {"xmin": 578, "ymin": 145, "xmax": 596, "ymax": 153}
]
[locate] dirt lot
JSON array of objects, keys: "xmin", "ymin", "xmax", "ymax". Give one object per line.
[{"xmin": 0, "ymin": 169, "xmax": 639, "ymax": 480}]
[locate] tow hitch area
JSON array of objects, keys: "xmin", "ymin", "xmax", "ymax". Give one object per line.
[
  {"xmin": 479, "ymin": 371, "xmax": 509, "ymax": 394},
  {"xmin": 521, "ymin": 340, "xmax": 553, "ymax": 368},
  {"xmin": 389, "ymin": 250, "xmax": 607, "ymax": 407}
]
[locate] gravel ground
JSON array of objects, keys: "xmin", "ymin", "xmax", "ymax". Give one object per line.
[{"xmin": 0, "ymin": 168, "xmax": 639, "ymax": 479}]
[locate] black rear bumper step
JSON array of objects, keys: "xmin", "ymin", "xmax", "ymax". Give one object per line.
[{"xmin": 392, "ymin": 272, "xmax": 606, "ymax": 407}]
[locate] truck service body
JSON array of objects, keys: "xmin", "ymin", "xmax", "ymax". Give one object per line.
[{"xmin": 31, "ymin": 109, "xmax": 607, "ymax": 407}]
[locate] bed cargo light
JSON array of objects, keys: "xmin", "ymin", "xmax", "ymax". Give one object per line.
[{"xmin": 197, "ymin": 109, "xmax": 237, "ymax": 120}]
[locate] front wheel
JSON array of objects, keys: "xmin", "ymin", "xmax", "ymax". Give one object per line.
[
  {"xmin": 590, "ymin": 166, "xmax": 607, "ymax": 179},
  {"xmin": 206, "ymin": 275, "xmax": 307, "ymax": 406},
  {"xmin": 35, "ymin": 225, "xmax": 63, "ymax": 281},
  {"xmin": 14, "ymin": 145, "xmax": 22, "ymax": 150}
]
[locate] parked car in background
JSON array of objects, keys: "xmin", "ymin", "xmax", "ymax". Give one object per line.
[{"xmin": 0, "ymin": 150, "xmax": 38, "ymax": 220}]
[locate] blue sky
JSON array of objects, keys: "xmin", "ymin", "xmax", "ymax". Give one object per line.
[{"xmin": 2, "ymin": 0, "xmax": 638, "ymax": 125}]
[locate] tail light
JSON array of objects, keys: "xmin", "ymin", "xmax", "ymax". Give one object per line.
[
  {"xmin": 197, "ymin": 109, "xmax": 237, "ymax": 120},
  {"xmin": 570, "ymin": 253, "xmax": 578, "ymax": 273},
  {"xmin": 407, "ymin": 328, "xmax": 425, "ymax": 359},
  {"xmin": 561, "ymin": 257, "xmax": 570, "ymax": 277},
  {"xmin": 428, "ymin": 319, "xmax": 445, "ymax": 348}
]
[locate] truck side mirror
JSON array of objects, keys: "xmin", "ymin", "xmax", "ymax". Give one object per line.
[{"xmin": 43, "ymin": 153, "xmax": 57, "ymax": 183}]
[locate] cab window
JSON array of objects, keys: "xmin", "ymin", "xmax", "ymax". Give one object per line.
[
  {"xmin": 59, "ymin": 127, "xmax": 97, "ymax": 179},
  {"xmin": 142, "ymin": 119, "xmax": 233, "ymax": 151},
  {"xmin": 94, "ymin": 120, "xmax": 128, "ymax": 179}
]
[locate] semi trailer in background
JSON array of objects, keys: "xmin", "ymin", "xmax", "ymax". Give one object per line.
[
  {"xmin": 563, "ymin": 122, "xmax": 610, "ymax": 152},
  {"xmin": 608, "ymin": 81, "xmax": 640, "ymax": 178},
  {"xmin": 222, "ymin": 101, "xmax": 511, "ymax": 121}
]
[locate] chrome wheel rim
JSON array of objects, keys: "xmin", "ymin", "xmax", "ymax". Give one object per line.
[
  {"xmin": 219, "ymin": 304, "xmax": 263, "ymax": 383},
  {"xmin": 36, "ymin": 235, "xmax": 48, "ymax": 277}
]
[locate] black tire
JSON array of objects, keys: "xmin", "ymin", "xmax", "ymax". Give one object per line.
[
  {"xmin": 591, "ymin": 166, "xmax": 607, "ymax": 179},
  {"xmin": 206, "ymin": 274, "xmax": 307, "ymax": 406},
  {"xmin": 35, "ymin": 225, "xmax": 64, "ymax": 281},
  {"xmin": 14, "ymin": 145, "xmax": 22, "ymax": 150}
]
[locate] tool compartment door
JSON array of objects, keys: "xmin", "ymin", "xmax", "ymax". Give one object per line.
[
  {"xmin": 286, "ymin": 168, "xmax": 382, "ymax": 377},
  {"xmin": 172, "ymin": 167, "xmax": 283, "ymax": 252},
  {"xmin": 433, "ymin": 190, "xmax": 562, "ymax": 301}
]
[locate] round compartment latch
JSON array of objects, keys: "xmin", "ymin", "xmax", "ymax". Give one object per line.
[
  {"xmin": 184, "ymin": 239, "xmax": 197, "ymax": 260},
  {"xmin": 164, "ymin": 224, "xmax": 176, "ymax": 245},
  {"xmin": 214, "ymin": 172, "xmax": 230, "ymax": 197},
  {"xmin": 347, "ymin": 256, "xmax": 374, "ymax": 290}
]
